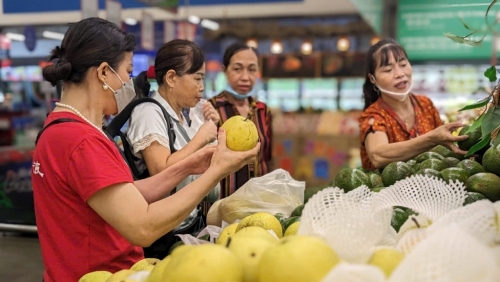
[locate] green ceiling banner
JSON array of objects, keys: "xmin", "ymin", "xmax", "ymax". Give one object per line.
[
  {"xmin": 398, "ymin": 1, "xmax": 498, "ymax": 60},
  {"xmin": 349, "ymin": 0, "xmax": 383, "ymax": 35}
]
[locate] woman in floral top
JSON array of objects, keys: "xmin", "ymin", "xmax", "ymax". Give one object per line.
[{"xmin": 359, "ymin": 38, "xmax": 468, "ymax": 170}]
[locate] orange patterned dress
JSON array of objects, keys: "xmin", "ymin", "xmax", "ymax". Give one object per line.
[{"xmin": 359, "ymin": 94, "xmax": 442, "ymax": 170}]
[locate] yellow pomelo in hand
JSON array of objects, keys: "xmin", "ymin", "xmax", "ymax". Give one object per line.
[
  {"xmin": 164, "ymin": 244, "xmax": 244, "ymax": 282},
  {"xmin": 236, "ymin": 212, "xmax": 283, "ymax": 238},
  {"xmin": 105, "ymin": 269, "xmax": 136, "ymax": 282},
  {"xmin": 284, "ymin": 221, "xmax": 300, "ymax": 236},
  {"xmin": 78, "ymin": 271, "xmax": 113, "ymax": 282},
  {"xmin": 221, "ymin": 116, "xmax": 259, "ymax": 151},
  {"xmin": 145, "ymin": 256, "xmax": 171, "ymax": 282},
  {"xmin": 228, "ymin": 236, "xmax": 275, "ymax": 282},
  {"xmin": 216, "ymin": 223, "xmax": 239, "ymax": 245},
  {"xmin": 368, "ymin": 247, "xmax": 405, "ymax": 277},
  {"xmin": 130, "ymin": 258, "xmax": 160, "ymax": 272},
  {"xmin": 258, "ymin": 235, "xmax": 339, "ymax": 282}
]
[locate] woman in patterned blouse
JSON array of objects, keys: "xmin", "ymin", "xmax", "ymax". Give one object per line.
[
  {"xmin": 208, "ymin": 42, "xmax": 273, "ymax": 203},
  {"xmin": 359, "ymin": 38, "xmax": 468, "ymax": 170}
]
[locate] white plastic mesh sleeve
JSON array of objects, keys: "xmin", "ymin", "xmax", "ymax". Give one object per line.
[
  {"xmin": 322, "ymin": 263, "xmax": 386, "ymax": 282},
  {"xmin": 372, "ymin": 175, "xmax": 467, "ymax": 222},
  {"xmin": 298, "ymin": 186, "xmax": 393, "ymax": 263},
  {"xmin": 389, "ymin": 224, "xmax": 498, "ymax": 282}
]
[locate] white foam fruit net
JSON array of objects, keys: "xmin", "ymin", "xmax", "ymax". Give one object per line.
[{"xmin": 297, "ymin": 175, "xmax": 500, "ymax": 281}]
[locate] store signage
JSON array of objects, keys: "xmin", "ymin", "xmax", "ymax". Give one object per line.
[{"xmin": 397, "ymin": 0, "xmax": 499, "ymax": 60}]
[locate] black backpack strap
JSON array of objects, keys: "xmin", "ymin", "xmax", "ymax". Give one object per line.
[
  {"xmin": 35, "ymin": 118, "xmax": 81, "ymax": 145},
  {"xmin": 106, "ymin": 97, "xmax": 177, "ymax": 153}
]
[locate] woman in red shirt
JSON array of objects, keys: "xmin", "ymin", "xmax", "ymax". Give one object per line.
[
  {"xmin": 32, "ymin": 18, "xmax": 259, "ymax": 282},
  {"xmin": 359, "ymin": 38, "xmax": 468, "ymax": 170}
]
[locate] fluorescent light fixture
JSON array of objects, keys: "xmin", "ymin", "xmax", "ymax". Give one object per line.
[
  {"xmin": 6, "ymin": 32, "xmax": 25, "ymax": 41},
  {"xmin": 200, "ymin": 19, "xmax": 219, "ymax": 31},
  {"xmin": 124, "ymin": 18, "xmax": 138, "ymax": 25},
  {"xmin": 43, "ymin": 31, "xmax": 65, "ymax": 41},
  {"xmin": 188, "ymin": 15, "xmax": 201, "ymax": 25}
]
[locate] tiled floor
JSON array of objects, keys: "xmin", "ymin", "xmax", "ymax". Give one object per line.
[{"xmin": 0, "ymin": 232, "xmax": 44, "ymax": 282}]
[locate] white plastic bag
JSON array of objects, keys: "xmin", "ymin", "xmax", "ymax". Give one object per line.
[{"xmin": 207, "ymin": 169, "xmax": 305, "ymax": 226}]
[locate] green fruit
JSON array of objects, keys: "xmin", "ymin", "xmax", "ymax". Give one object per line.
[
  {"xmin": 291, "ymin": 205, "xmax": 305, "ymax": 217},
  {"xmin": 415, "ymin": 168, "xmax": 443, "ymax": 180},
  {"xmin": 368, "ymin": 173, "xmax": 384, "ymax": 188},
  {"xmin": 418, "ymin": 158, "xmax": 448, "ymax": 172},
  {"xmin": 275, "ymin": 213, "xmax": 287, "ymax": 224},
  {"xmin": 482, "ymin": 145, "xmax": 500, "ymax": 177},
  {"xmin": 406, "ymin": 159, "xmax": 417, "ymax": 166},
  {"xmin": 430, "ymin": 145, "xmax": 464, "ymax": 160},
  {"xmin": 463, "ymin": 192, "xmax": 487, "ymax": 206},
  {"xmin": 281, "ymin": 216, "xmax": 300, "ymax": 232},
  {"xmin": 371, "ymin": 187, "xmax": 385, "ymax": 192},
  {"xmin": 466, "ymin": 172, "xmax": 500, "ymax": 202},
  {"xmin": 304, "ymin": 187, "xmax": 324, "ymax": 204},
  {"xmin": 457, "ymin": 125, "xmax": 482, "ymax": 151},
  {"xmin": 168, "ymin": 241, "xmax": 185, "ymax": 255},
  {"xmin": 440, "ymin": 167, "xmax": 470, "ymax": 184},
  {"xmin": 457, "ymin": 159, "xmax": 484, "ymax": 176},
  {"xmin": 381, "ymin": 162, "xmax": 413, "ymax": 187},
  {"xmin": 391, "ymin": 208, "xmax": 409, "ymax": 232},
  {"xmin": 443, "ymin": 157, "xmax": 461, "ymax": 167},
  {"xmin": 405, "ymin": 208, "xmax": 418, "ymax": 216},
  {"xmin": 334, "ymin": 168, "xmax": 370, "ymax": 192},
  {"xmin": 415, "ymin": 152, "xmax": 445, "ymax": 163}
]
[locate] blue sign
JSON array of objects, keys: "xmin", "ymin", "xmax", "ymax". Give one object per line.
[
  {"xmin": 3, "ymin": 0, "xmax": 302, "ymax": 13},
  {"xmin": 24, "ymin": 26, "xmax": 37, "ymax": 52}
]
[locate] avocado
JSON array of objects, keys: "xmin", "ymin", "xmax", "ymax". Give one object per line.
[
  {"xmin": 418, "ymin": 158, "xmax": 448, "ymax": 172},
  {"xmin": 440, "ymin": 167, "xmax": 470, "ymax": 184},
  {"xmin": 415, "ymin": 168, "xmax": 443, "ymax": 180},
  {"xmin": 457, "ymin": 159, "xmax": 484, "ymax": 176},
  {"xmin": 443, "ymin": 157, "xmax": 461, "ymax": 167},
  {"xmin": 466, "ymin": 172, "xmax": 500, "ymax": 202},
  {"xmin": 457, "ymin": 125, "xmax": 482, "ymax": 151},
  {"xmin": 463, "ymin": 192, "xmax": 488, "ymax": 206},
  {"xmin": 415, "ymin": 152, "xmax": 445, "ymax": 163},
  {"xmin": 381, "ymin": 162, "xmax": 413, "ymax": 187},
  {"xmin": 430, "ymin": 145, "xmax": 463, "ymax": 160},
  {"xmin": 368, "ymin": 173, "xmax": 384, "ymax": 188},
  {"xmin": 291, "ymin": 205, "xmax": 304, "ymax": 217},
  {"xmin": 334, "ymin": 168, "xmax": 370, "ymax": 192},
  {"xmin": 481, "ymin": 144, "xmax": 500, "ymax": 177}
]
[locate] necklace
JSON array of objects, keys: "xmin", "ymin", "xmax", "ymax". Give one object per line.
[{"xmin": 55, "ymin": 102, "xmax": 107, "ymax": 138}]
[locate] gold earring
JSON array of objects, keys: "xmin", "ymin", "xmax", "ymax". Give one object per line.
[{"xmin": 102, "ymin": 83, "xmax": 109, "ymax": 91}]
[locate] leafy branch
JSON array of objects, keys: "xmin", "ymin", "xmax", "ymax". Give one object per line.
[{"xmin": 444, "ymin": 0, "xmax": 498, "ymax": 46}]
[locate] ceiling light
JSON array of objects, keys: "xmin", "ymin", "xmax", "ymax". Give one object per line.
[
  {"xmin": 270, "ymin": 41, "xmax": 283, "ymax": 54},
  {"xmin": 43, "ymin": 31, "xmax": 65, "ymax": 40},
  {"xmin": 200, "ymin": 19, "xmax": 219, "ymax": 31},
  {"xmin": 337, "ymin": 36, "xmax": 350, "ymax": 52},
  {"xmin": 301, "ymin": 41, "xmax": 313, "ymax": 55},
  {"xmin": 246, "ymin": 39, "xmax": 258, "ymax": 49},
  {"xmin": 6, "ymin": 33, "xmax": 25, "ymax": 42},
  {"xmin": 124, "ymin": 18, "xmax": 138, "ymax": 25},
  {"xmin": 188, "ymin": 15, "xmax": 201, "ymax": 25}
]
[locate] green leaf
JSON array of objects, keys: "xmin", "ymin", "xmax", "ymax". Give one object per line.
[
  {"xmin": 465, "ymin": 134, "xmax": 491, "ymax": 158},
  {"xmin": 465, "ymin": 114, "xmax": 485, "ymax": 134},
  {"xmin": 481, "ymin": 107, "xmax": 500, "ymax": 138},
  {"xmin": 458, "ymin": 97, "xmax": 490, "ymax": 111},
  {"xmin": 444, "ymin": 32, "xmax": 465, "ymax": 43},
  {"xmin": 484, "ymin": 66, "xmax": 497, "ymax": 82},
  {"xmin": 464, "ymin": 36, "xmax": 486, "ymax": 46}
]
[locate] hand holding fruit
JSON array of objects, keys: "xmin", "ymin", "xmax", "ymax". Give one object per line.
[{"xmin": 429, "ymin": 122, "xmax": 469, "ymax": 155}]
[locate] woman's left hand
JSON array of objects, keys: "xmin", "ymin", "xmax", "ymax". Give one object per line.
[{"xmin": 202, "ymin": 102, "xmax": 220, "ymax": 124}]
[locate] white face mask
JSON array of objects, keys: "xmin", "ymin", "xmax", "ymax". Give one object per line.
[
  {"xmin": 104, "ymin": 67, "xmax": 136, "ymax": 114},
  {"xmin": 373, "ymin": 76, "xmax": 413, "ymax": 101}
]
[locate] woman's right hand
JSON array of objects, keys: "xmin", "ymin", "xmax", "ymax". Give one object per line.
[
  {"xmin": 429, "ymin": 122, "xmax": 469, "ymax": 154},
  {"xmin": 210, "ymin": 128, "xmax": 260, "ymax": 177},
  {"xmin": 195, "ymin": 120, "xmax": 218, "ymax": 145}
]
